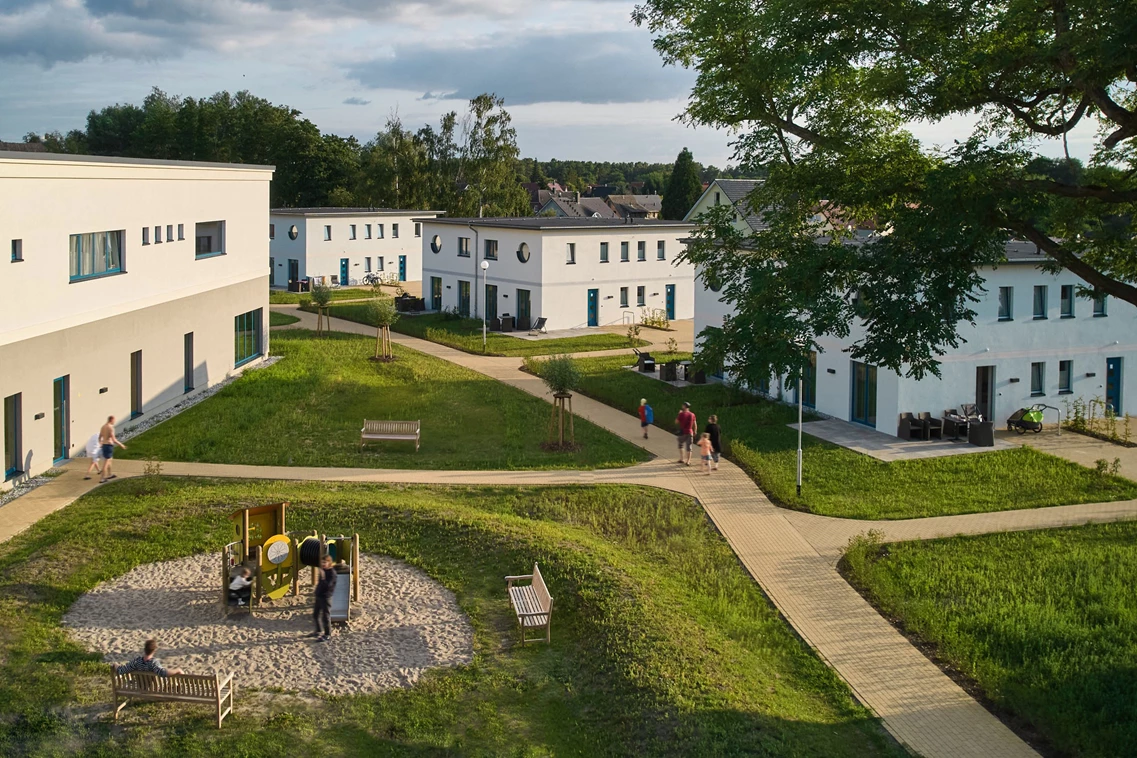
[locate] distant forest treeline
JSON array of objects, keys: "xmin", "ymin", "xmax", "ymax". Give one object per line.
[{"xmin": 21, "ymin": 87, "xmax": 761, "ymax": 214}]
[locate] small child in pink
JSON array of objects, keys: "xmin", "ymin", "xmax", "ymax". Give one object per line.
[{"xmin": 698, "ymin": 432, "xmax": 714, "ymax": 475}]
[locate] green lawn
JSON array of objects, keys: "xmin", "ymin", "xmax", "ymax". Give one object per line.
[
  {"xmin": 567, "ymin": 355, "xmax": 1137, "ymax": 519},
  {"xmin": 121, "ymin": 330, "xmax": 647, "ymax": 470},
  {"xmin": 844, "ymin": 524, "xmax": 1137, "ymax": 757},
  {"xmin": 268, "ymin": 311, "xmax": 300, "ymax": 327},
  {"xmin": 0, "ymin": 478, "xmax": 903, "ymax": 757},
  {"xmin": 318, "ymin": 305, "xmax": 649, "ymax": 357},
  {"xmin": 269, "ymin": 288, "xmax": 374, "ymax": 304}
]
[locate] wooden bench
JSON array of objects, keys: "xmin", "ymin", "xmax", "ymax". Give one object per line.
[
  {"xmin": 361, "ymin": 419, "xmax": 420, "ymax": 451},
  {"xmin": 506, "ymin": 563, "xmax": 554, "ymax": 644},
  {"xmin": 112, "ymin": 670, "xmax": 235, "ymax": 728}
]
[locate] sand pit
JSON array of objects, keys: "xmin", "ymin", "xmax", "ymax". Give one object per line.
[{"xmin": 63, "ymin": 553, "xmax": 474, "ymax": 696}]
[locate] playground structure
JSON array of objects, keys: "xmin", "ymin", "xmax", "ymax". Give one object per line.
[{"xmin": 221, "ymin": 502, "xmax": 361, "ymax": 623}]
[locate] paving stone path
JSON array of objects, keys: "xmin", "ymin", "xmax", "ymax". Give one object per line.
[{"xmin": 7, "ymin": 305, "xmax": 1136, "ymax": 757}]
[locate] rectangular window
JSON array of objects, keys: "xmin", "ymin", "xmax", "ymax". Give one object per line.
[
  {"xmin": 415, "ymin": 222, "xmax": 421, "ymax": 237},
  {"xmin": 657, "ymin": 240, "xmax": 665, "ymax": 260},
  {"xmin": 566, "ymin": 242, "xmax": 576, "ymax": 264},
  {"xmin": 484, "ymin": 239, "xmax": 498, "ymax": 260},
  {"xmin": 1030, "ymin": 361, "xmax": 1045, "ymax": 396},
  {"xmin": 757, "ymin": 376, "xmax": 769, "ymax": 394},
  {"xmin": 166, "ymin": 224, "xmax": 173, "ymax": 242},
  {"xmin": 636, "ymin": 285, "xmax": 645, "ymax": 306},
  {"xmin": 376, "ymin": 257, "xmax": 385, "ymax": 271},
  {"xmin": 458, "ymin": 237, "xmax": 470, "ymax": 257},
  {"xmin": 392, "ymin": 223, "xmax": 399, "ymax": 238},
  {"xmin": 365, "ymin": 257, "xmax": 372, "ymax": 272},
  {"xmin": 365, "ymin": 224, "xmax": 372, "ymax": 239},
  {"xmin": 620, "ymin": 286, "xmax": 629, "ymax": 308},
  {"xmin": 1059, "ymin": 360, "xmax": 1073, "ymax": 394},
  {"xmin": 4, "ymin": 393, "xmax": 21, "ymax": 479},
  {"xmin": 620, "ymin": 241, "xmax": 629, "ymax": 262},
  {"xmin": 600, "ymin": 242, "xmax": 609, "ymax": 263},
  {"xmin": 377, "ymin": 224, "xmax": 384, "ymax": 239},
  {"xmin": 1033, "ymin": 285, "xmax": 1048, "ymax": 319},
  {"xmin": 195, "ymin": 221, "xmax": 225, "ymax": 257},
  {"xmin": 715, "ymin": 191, "xmax": 721, "ymax": 205},
  {"xmin": 350, "ymin": 224, "xmax": 357, "ymax": 240},
  {"xmin": 10, "ymin": 239, "xmax": 22, "ymax": 262},
  {"xmin": 234, "ymin": 308, "xmax": 263, "ymax": 367},
  {"xmin": 1094, "ymin": 292, "xmax": 1108, "ymax": 317},
  {"xmin": 269, "ymin": 223, "xmax": 275, "ymax": 240},
  {"xmin": 1060, "ymin": 284, "xmax": 1074, "ymax": 318},
  {"xmin": 130, "ymin": 350, "xmax": 142, "ymax": 419},
  {"xmin": 69, "ymin": 230, "xmax": 124, "ymax": 281},
  {"xmin": 637, "ymin": 241, "xmax": 646, "ymax": 261},
  {"xmin": 154, "ymin": 225, "xmax": 162, "ymax": 244},
  {"xmin": 184, "ymin": 332, "xmax": 194, "ymax": 393},
  {"xmin": 323, "ymin": 225, "xmax": 332, "ymax": 241},
  {"xmin": 142, "ymin": 226, "xmax": 150, "ymax": 246},
  {"xmin": 998, "ymin": 286, "xmax": 1013, "ymax": 320},
  {"xmin": 177, "ymin": 223, "xmax": 184, "ymax": 241}
]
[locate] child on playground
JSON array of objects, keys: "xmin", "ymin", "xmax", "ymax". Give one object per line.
[
  {"xmin": 229, "ymin": 566, "xmax": 252, "ymax": 606},
  {"xmin": 698, "ymin": 432, "xmax": 715, "ymax": 475}
]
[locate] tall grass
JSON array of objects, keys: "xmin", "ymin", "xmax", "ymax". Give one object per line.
[{"xmin": 843, "ymin": 522, "xmax": 1137, "ymax": 756}]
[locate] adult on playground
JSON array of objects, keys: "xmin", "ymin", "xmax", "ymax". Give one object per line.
[
  {"xmin": 115, "ymin": 638, "xmax": 184, "ymax": 677},
  {"xmin": 310, "ymin": 555, "xmax": 337, "ymax": 642},
  {"xmin": 98, "ymin": 416, "xmax": 127, "ymax": 484},
  {"xmin": 676, "ymin": 402, "xmax": 697, "ymax": 466},
  {"xmin": 637, "ymin": 398, "xmax": 654, "ymax": 439}
]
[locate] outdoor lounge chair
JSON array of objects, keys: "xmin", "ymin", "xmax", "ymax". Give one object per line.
[
  {"xmin": 897, "ymin": 413, "xmax": 923, "ymax": 440},
  {"xmin": 919, "ymin": 412, "xmax": 944, "ymax": 440},
  {"xmin": 528, "ymin": 317, "xmax": 548, "ymax": 335}
]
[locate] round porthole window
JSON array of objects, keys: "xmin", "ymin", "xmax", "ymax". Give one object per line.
[
  {"xmin": 707, "ymin": 273, "xmax": 723, "ymax": 293},
  {"xmin": 516, "ymin": 242, "xmax": 530, "ymax": 263},
  {"xmin": 430, "ymin": 235, "xmax": 442, "ymax": 253},
  {"xmin": 288, "ymin": 225, "xmax": 299, "ymax": 240}
]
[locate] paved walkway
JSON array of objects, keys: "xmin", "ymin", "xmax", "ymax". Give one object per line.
[
  {"xmin": 13, "ymin": 306, "xmax": 1135, "ymax": 756},
  {"xmin": 996, "ymin": 426, "xmax": 1137, "ymax": 480}
]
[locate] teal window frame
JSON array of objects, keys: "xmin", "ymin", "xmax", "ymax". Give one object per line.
[
  {"xmin": 69, "ymin": 230, "xmax": 124, "ymax": 282},
  {"xmin": 234, "ymin": 308, "xmax": 263, "ymax": 367}
]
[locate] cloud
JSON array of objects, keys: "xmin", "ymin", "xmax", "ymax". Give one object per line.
[
  {"xmin": 0, "ymin": 1, "xmax": 168, "ymax": 65},
  {"xmin": 343, "ymin": 96, "xmax": 371, "ymax": 105},
  {"xmin": 348, "ymin": 31, "xmax": 691, "ymax": 105}
]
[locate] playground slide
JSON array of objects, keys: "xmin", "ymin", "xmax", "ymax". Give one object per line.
[{"xmin": 330, "ymin": 570, "xmax": 352, "ymax": 623}]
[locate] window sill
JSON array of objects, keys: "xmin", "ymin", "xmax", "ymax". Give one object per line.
[
  {"xmin": 1030, "ymin": 392, "xmax": 1046, "ymax": 397},
  {"xmin": 1059, "ymin": 390, "xmax": 1073, "ymax": 395},
  {"xmin": 1033, "ymin": 316, "xmax": 1048, "ymax": 320},
  {"xmin": 566, "ymin": 261, "xmax": 576, "ymax": 265},
  {"xmin": 1060, "ymin": 314, "xmax": 1075, "ymax": 319},
  {"xmin": 195, "ymin": 252, "xmax": 225, "ymax": 260},
  {"xmin": 130, "ymin": 412, "xmax": 142, "ymax": 420},
  {"xmin": 1094, "ymin": 314, "xmax": 1108, "ymax": 318},
  {"xmin": 998, "ymin": 317, "xmax": 1013, "ymax": 322},
  {"xmin": 5, "ymin": 470, "xmax": 24, "ymax": 482},
  {"xmin": 457, "ymin": 254, "xmax": 470, "ymax": 258},
  {"xmin": 600, "ymin": 260, "xmax": 609, "ymax": 264},
  {"xmin": 70, "ymin": 269, "xmax": 126, "ymax": 284},
  {"xmin": 235, "ymin": 353, "xmax": 263, "ymax": 369},
  {"xmin": 10, "ymin": 258, "xmax": 24, "ymax": 264}
]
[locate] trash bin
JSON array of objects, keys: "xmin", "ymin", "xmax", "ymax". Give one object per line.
[{"xmin": 968, "ymin": 420, "xmax": 995, "ymax": 447}]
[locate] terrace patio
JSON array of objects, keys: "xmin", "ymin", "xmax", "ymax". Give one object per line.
[{"xmin": 794, "ymin": 418, "xmax": 1014, "ymax": 462}]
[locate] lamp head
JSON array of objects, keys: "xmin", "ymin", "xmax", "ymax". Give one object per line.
[{"xmin": 480, "ymin": 260, "xmax": 490, "ymax": 270}]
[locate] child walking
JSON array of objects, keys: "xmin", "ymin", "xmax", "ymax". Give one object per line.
[
  {"xmin": 698, "ymin": 432, "xmax": 715, "ymax": 475},
  {"xmin": 705, "ymin": 415, "xmax": 722, "ymax": 471}
]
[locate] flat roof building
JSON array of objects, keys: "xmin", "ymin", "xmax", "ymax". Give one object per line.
[
  {"xmin": 419, "ymin": 217, "xmax": 694, "ymax": 331},
  {"xmin": 1, "ymin": 151, "xmax": 273, "ymax": 489}
]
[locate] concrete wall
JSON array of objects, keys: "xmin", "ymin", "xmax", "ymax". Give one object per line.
[
  {"xmin": 421, "ymin": 221, "xmax": 694, "ymax": 330},
  {"xmin": 270, "ymin": 213, "xmax": 438, "ymax": 286}
]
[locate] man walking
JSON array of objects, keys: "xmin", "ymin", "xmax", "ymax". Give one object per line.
[
  {"xmin": 115, "ymin": 638, "xmax": 184, "ymax": 677},
  {"xmin": 676, "ymin": 402, "xmax": 697, "ymax": 465},
  {"xmin": 98, "ymin": 416, "xmax": 126, "ymax": 484},
  {"xmin": 310, "ymin": 554, "xmax": 337, "ymax": 642}
]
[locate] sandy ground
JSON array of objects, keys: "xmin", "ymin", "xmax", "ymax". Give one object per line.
[{"xmin": 63, "ymin": 553, "xmax": 473, "ymax": 696}]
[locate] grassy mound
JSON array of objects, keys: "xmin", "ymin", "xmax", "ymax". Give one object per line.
[{"xmin": 0, "ymin": 479, "xmax": 901, "ymax": 756}]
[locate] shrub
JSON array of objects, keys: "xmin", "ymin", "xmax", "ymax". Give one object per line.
[
  {"xmin": 310, "ymin": 282, "xmax": 332, "ymax": 308},
  {"xmin": 640, "ymin": 308, "xmax": 670, "ymax": 330}
]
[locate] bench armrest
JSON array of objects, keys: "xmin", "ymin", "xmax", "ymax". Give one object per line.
[{"xmin": 505, "ymin": 574, "xmax": 533, "ymax": 583}]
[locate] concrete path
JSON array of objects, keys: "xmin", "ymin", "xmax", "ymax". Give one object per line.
[
  {"xmin": 14, "ymin": 306, "xmax": 1135, "ymax": 756},
  {"xmin": 996, "ymin": 426, "xmax": 1137, "ymax": 480}
]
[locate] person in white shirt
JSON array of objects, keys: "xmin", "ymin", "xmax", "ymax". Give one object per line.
[
  {"xmin": 83, "ymin": 433, "xmax": 103, "ymax": 480},
  {"xmin": 229, "ymin": 566, "xmax": 253, "ymax": 606}
]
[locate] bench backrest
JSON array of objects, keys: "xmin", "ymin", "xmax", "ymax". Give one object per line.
[
  {"xmin": 531, "ymin": 563, "xmax": 552, "ymax": 611},
  {"xmin": 363, "ymin": 420, "xmax": 420, "ymax": 435},
  {"xmin": 114, "ymin": 671, "xmax": 219, "ymax": 697}
]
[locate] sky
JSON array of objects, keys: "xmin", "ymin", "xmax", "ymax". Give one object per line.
[{"xmin": 0, "ymin": 0, "xmax": 1099, "ymax": 166}]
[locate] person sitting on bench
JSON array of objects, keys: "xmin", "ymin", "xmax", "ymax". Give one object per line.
[
  {"xmin": 115, "ymin": 638, "xmax": 184, "ymax": 676},
  {"xmin": 228, "ymin": 566, "xmax": 253, "ymax": 606}
]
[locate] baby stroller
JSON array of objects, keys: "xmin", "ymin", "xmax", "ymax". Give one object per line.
[{"xmin": 1007, "ymin": 405, "xmax": 1045, "ymax": 434}]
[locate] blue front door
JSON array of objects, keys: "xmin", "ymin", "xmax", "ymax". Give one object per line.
[
  {"xmin": 665, "ymin": 284, "xmax": 676, "ymax": 320},
  {"xmin": 1107, "ymin": 357, "xmax": 1123, "ymax": 414},
  {"xmin": 587, "ymin": 289, "xmax": 599, "ymax": 327},
  {"xmin": 339, "ymin": 258, "xmax": 349, "ymax": 284},
  {"xmin": 850, "ymin": 361, "xmax": 877, "ymax": 427},
  {"xmin": 431, "ymin": 277, "xmax": 442, "ymax": 312},
  {"xmin": 398, "ymin": 255, "xmax": 407, "ymax": 282}
]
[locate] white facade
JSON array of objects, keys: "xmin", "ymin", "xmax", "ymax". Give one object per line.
[
  {"xmin": 269, "ymin": 209, "xmax": 441, "ymax": 288},
  {"xmin": 1, "ymin": 151, "xmax": 272, "ymax": 490},
  {"xmin": 419, "ymin": 218, "xmax": 695, "ymax": 330},
  {"xmin": 696, "ymin": 246, "xmax": 1137, "ymax": 435}
]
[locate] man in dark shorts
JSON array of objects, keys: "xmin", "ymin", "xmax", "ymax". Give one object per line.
[
  {"xmin": 115, "ymin": 638, "xmax": 184, "ymax": 677},
  {"xmin": 676, "ymin": 402, "xmax": 697, "ymax": 465},
  {"xmin": 98, "ymin": 416, "xmax": 127, "ymax": 484},
  {"xmin": 310, "ymin": 555, "xmax": 337, "ymax": 642}
]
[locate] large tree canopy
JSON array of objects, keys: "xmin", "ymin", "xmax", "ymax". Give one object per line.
[{"xmin": 635, "ymin": 0, "xmax": 1137, "ymax": 381}]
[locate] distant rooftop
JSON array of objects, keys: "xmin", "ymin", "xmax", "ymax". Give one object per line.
[
  {"xmin": 0, "ymin": 150, "xmax": 273, "ymax": 171},
  {"xmin": 417, "ymin": 217, "xmax": 693, "ymax": 230},
  {"xmin": 0, "ymin": 141, "xmax": 47, "ymax": 153},
  {"xmin": 272, "ymin": 207, "xmax": 442, "ymax": 217}
]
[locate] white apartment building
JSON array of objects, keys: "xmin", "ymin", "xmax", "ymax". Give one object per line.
[
  {"xmin": 419, "ymin": 218, "xmax": 695, "ymax": 331},
  {"xmin": 1, "ymin": 151, "xmax": 272, "ymax": 490},
  {"xmin": 696, "ymin": 241, "xmax": 1137, "ymax": 434},
  {"xmin": 269, "ymin": 208, "xmax": 441, "ymax": 288}
]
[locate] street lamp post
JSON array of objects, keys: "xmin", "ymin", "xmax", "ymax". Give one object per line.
[
  {"xmin": 480, "ymin": 259, "xmax": 490, "ymax": 353},
  {"xmin": 797, "ymin": 373, "xmax": 803, "ymax": 497}
]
